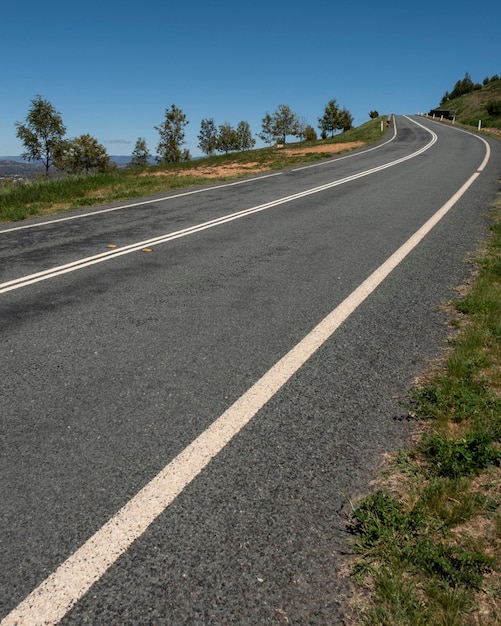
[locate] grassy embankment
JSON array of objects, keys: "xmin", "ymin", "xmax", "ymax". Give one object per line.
[
  {"xmin": 0, "ymin": 119, "xmax": 385, "ymax": 225},
  {"xmin": 349, "ymin": 191, "xmax": 501, "ymax": 624},
  {"xmin": 442, "ymin": 77, "xmax": 501, "ymax": 130}
]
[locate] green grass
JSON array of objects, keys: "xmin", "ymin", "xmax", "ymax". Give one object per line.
[
  {"xmin": 438, "ymin": 78, "xmax": 501, "ymax": 130},
  {"xmin": 349, "ymin": 197, "xmax": 501, "ymax": 624},
  {"xmin": 0, "ymin": 118, "xmax": 386, "ymax": 224}
]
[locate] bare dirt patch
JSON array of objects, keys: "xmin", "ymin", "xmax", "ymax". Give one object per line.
[
  {"xmin": 179, "ymin": 162, "xmax": 270, "ymax": 178},
  {"xmin": 142, "ymin": 142, "xmax": 365, "ymax": 180},
  {"xmin": 280, "ymin": 141, "xmax": 364, "ymax": 156},
  {"xmin": 141, "ymin": 162, "xmax": 269, "ymax": 179}
]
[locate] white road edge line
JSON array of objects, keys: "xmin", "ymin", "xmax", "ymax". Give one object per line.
[
  {"xmin": 0, "ymin": 172, "xmax": 283, "ymax": 234},
  {"xmin": 0, "ymin": 121, "xmax": 436, "ymax": 295},
  {"xmin": 0, "ymin": 121, "xmax": 398, "ymax": 235},
  {"xmin": 0, "ymin": 121, "xmax": 491, "ymax": 626},
  {"xmin": 291, "ymin": 118, "xmax": 398, "ymax": 171}
]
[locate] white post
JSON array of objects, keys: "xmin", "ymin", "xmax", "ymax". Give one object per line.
[
  {"xmin": 380, "ymin": 120, "xmax": 384, "ymax": 132},
  {"xmin": 478, "ymin": 120, "xmax": 482, "ymax": 130}
]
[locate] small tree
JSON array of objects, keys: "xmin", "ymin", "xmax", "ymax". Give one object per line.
[
  {"xmin": 441, "ymin": 72, "xmax": 479, "ymax": 104},
  {"xmin": 258, "ymin": 113, "xmax": 276, "ymax": 145},
  {"xmin": 296, "ymin": 116, "xmax": 317, "ymax": 142},
  {"xmin": 303, "ymin": 125, "xmax": 317, "ymax": 141},
  {"xmin": 339, "ymin": 107, "xmax": 354, "ymax": 132},
  {"xmin": 198, "ymin": 118, "xmax": 218, "ymax": 156},
  {"xmin": 155, "ymin": 104, "xmax": 189, "ymax": 163},
  {"xmin": 15, "ymin": 95, "xmax": 66, "ymax": 175},
  {"xmin": 130, "ymin": 137, "xmax": 151, "ymax": 168},
  {"xmin": 318, "ymin": 99, "xmax": 340, "ymax": 138},
  {"xmin": 236, "ymin": 120, "xmax": 255, "ymax": 151},
  {"xmin": 296, "ymin": 116, "xmax": 308, "ymax": 141},
  {"xmin": 369, "ymin": 110, "xmax": 379, "ymax": 120},
  {"xmin": 259, "ymin": 105, "xmax": 300, "ymax": 145},
  {"xmin": 217, "ymin": 122, "xmax": 239, "ymax": 153},
  {"xmin": 273, "ymin": 104, "xmax": 300, "ymax": 144},
  {"xmin": 55, "ymin": 134, "xmax": 112, "ymax": 174}
]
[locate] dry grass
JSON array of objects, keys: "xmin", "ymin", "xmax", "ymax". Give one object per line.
[{"xmin": 141, "ymin": 142, "xmax": 365, "ymax": 179}]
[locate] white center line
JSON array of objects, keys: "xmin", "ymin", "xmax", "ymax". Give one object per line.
[
  {"xmin": 0, "ymin": 122, "xmax": 398, "ymax": 236},
  {"xmin": 0, "ymin": 121, "xmax": 436, "ymax": 295},
  {"xmin": 0, "ymin": 173, "xmax": 283, "ymax": 234},
  {"xmin": 0, "ymin": 125, "xmax": 490, "ymax": 626}
]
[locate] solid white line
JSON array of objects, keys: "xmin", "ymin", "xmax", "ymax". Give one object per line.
[
  {"xmin": 0, "ymin": 122, "xmax": 491, "ymax": 626},
  {"xmin": 0, "ymin": 121, "xmax": 437, "ymax": 295},
  {"xmin": 0, "ymin": 172, "xmax": 283, "ymax": 234},
  {"xmin": 0, "ymin": 121, "xmax": 398, "ymax": 235}
]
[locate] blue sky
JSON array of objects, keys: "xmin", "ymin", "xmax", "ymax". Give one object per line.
[{"xmin": 2, "ymin": 0, "xmax": 500, "ymax": 157}]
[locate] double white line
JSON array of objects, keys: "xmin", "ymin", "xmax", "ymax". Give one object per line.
[
  {"xmin": 1, "ymin": 122, "xmax": 436, "ymax": 295},
  {"xmin": 3, "ymin": 120, "xmax": 490, "ymax": 626},
  {"xmin": 1, "ymin": 122, "xmax": 490, "ymax": 626}
]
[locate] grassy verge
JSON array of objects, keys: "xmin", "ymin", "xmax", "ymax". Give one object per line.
[
  {"xmin": 348, "ymin": 195, "xmax": 501, "ymax": 624},
  {"xmin": 0, "ymin": 118, "xmax": 386, "ymax": 225}
]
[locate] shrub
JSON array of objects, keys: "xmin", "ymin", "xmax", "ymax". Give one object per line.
[
  {"xmin": 420, "ymin": 431, "xmax": 501, "ymax": 478},
  {"xmin": 486, "ymin": 100, "xmax": 501, "ymax": 117}
]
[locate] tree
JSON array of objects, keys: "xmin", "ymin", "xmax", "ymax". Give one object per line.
[
  {"xmin": 217, "ymin": 122, "xmax": 239, "ymax": 153},
  {"xmin": 319, "ymin": 100, "xmax": 353, "ymax": 135},
  {"xmin": 441, "ymin": 72, "xmax": 481, "ymax": 104},
  {"xmin": 198, "ymin": 118, "xmax": 218, "ymax": 156},
  {"xmin": 258, "ymin": 113, "xmax": 276, "ymax": 145},
  {"xmin": 236, "ymin": 120, "xmax": 255, "ymax": 151},
  {"xmin": 155, "ymin": 104, "xmax": 189, "ymax": 163},
  {"xmin": 318, "ymin": 99, "xmax": 341, "ymax": 138},
  {"xmin": 303, "ymin": 125, "xmax": 317, "ymax": 142},
  {"xmin": 273, "ymin": 104, "xmax": 300, "ymax": 144},
  {"xmin": 296, "ymin": 116, "xmax": 309, "ymax": 141},
  {"xmin": 259, "ymin": 104, "xmax": 300, "ymax": 145},
  {"xmin": 15, "ymin": 95, "xmax": 66, "ymax": 175},
  {"xmin": 369, "ymin": 110, "xmax": 379, "ymax": 120},
  {"xmin": 130, "ymin": 137, "xmax": 151, "ymax": 168},
  {"xmin": 338, "ymin": 107, "xmax": 354, "ymax": 132},
  {"xmin": 54, "ymin": 134, "xmax": 112, "ymax": 174}
]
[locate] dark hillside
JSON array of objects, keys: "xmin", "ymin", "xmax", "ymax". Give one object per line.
[
  {"xmin": 0, "ymin": 160, "xmax": 44, "ymax": 180},
  {"xmin": 437, "ymin": 74, "xmax": 501, "ymax": 130}
]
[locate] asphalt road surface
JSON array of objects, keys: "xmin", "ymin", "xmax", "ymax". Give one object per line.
[{"xmin": 1, "ymin": 116, "xmax": 501, "ymax": 625}]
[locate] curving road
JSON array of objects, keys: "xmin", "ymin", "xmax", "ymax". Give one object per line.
[{"xmin": 1, "ymin": 116, "xmax": 500, "ymax": 624}]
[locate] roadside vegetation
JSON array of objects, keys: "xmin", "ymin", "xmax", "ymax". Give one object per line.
[
  {"xmin": 0, "ymin": 118, "xmax": 385, "ymax": 225},
  {"xmin": 437, "ymin": 73, "xmax": 501, "ymax": 130},
  {"xmin": 348, "ymin": 192, "xmax": 501, "ymax": 624}
]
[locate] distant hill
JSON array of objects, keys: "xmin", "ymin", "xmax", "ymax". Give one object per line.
[
  {"xmin": 110, "ymin": 155, "xmax": 133, "ymax": 166},
  {"xmin": 0, "ymin": 156, "xmax": 29, "ymax": 163},
  {"xmin": 0, "ymin": 155, "xmax": 144, "ymax": 179},
  {"xmin": 0, "ymin": 159, "xmax": 44, "ymax": 179},
  {"xmin": 435, "ymin": 74, "xmax": 501, "ymax": 129}
]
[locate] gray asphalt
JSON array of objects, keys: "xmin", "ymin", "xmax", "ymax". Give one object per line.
[{"xmin": 1, "ymin": 116, "xmax": 500, "ymax": 624}]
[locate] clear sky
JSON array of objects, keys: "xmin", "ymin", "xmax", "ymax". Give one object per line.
[{"xmin": 2, "ymin": 0, "xmax": 500, "ymax": 157}]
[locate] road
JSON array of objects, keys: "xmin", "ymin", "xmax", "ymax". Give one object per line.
[{"xmin": 1, "ymin": 116, "xmax": 500, "ymax": 624}]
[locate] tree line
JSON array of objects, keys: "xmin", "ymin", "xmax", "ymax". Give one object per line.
[
  {"xmin": 14, "ymin": 95, "xmax": 360, "ymax": 176},
  {"xmin": 440, "ymin": 72, "xmax": 500, "ymax": 105}
]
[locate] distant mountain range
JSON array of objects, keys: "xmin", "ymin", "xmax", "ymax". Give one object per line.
[
  {"xmin": 0, "ymin": 158, "xmax": 44, "ymax": 178},
  {"xmin": 0, "ymin": 155, "xmax": 135, "ymax": 178}
]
